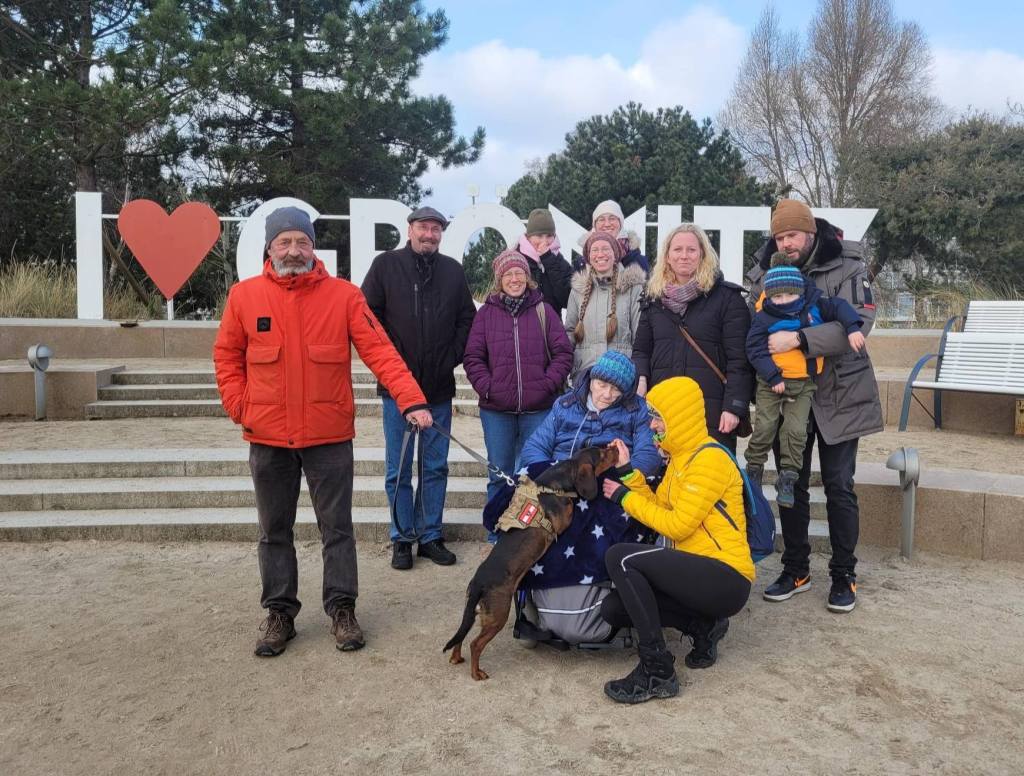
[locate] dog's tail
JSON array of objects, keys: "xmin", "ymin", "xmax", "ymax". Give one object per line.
[{"xmin": 443, "ymin": 585, "xmax": 483, "ymax": 653}]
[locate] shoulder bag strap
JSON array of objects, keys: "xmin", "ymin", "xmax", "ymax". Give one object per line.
[
  {"xmin": 537, "ymin": 303, "xmax": 552, "ymax": 365},
  {"xmin": 677, "ymin": 325, "xmax": 726, "ymax": 384}
]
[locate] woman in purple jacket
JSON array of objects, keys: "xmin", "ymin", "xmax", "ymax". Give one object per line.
[{"xmin": 464, "ymin": 249, "xmax": 574, "ymax": 503}]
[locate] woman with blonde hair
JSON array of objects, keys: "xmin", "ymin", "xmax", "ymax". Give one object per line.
[
  {"xmin": 564, "ymin": 230, "xmax": 646, "ymax": 385},
  {"xmin": 631, "ymin": 223, "xmax": 753, "ymax": 451}
]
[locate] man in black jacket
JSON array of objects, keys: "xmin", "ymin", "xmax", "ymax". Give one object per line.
[{"xmin": 362, "ymin": 207, "xmax": 477, "ymax": 570}]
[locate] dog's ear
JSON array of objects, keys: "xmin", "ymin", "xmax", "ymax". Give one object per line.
[{"xmin": 574, "ymin": 462, "xmax": 599, "ymax": 501}]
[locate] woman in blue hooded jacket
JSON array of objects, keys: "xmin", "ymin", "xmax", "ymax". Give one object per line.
[
  {"xmin": 501, "ymin": 351, "xmax": 661, "ymax": 644},
  {"xmin": 519, "ymin": 352, "xmax": 661, "ymax": 475}
]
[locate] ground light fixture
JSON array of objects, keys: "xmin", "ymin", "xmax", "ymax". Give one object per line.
[
  {"xmin": 885, "ymin": 446, "xmax": 921, "ymax": 560},
  {"xmin": 27, "ymin": 344, "xmax": 53, "ymax": 421}
]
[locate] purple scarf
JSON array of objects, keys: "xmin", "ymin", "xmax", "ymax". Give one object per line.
[{"xmin": 661, "ymin": 281, "xmax": 701, "ymax": 317}]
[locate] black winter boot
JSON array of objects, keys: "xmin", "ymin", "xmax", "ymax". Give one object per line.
[
  {"xmin": 603, "ymin": 644, "xmax": 679, "ymax": 704},
  {"xmin": 684, "ymin": 618, "xmax": 729, "ymax": 669},
  {"xmin": 745, "ymin": 462, "xmax": 764, "ymax": 488}
]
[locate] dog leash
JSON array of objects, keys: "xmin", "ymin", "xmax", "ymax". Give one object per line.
[
  {"xmin": 388, "ymin": 423, "xmax": 427, "ymax": 544},
  {"xmin": 388, "ymin": 421, "xmax": 517, "ymax": 543},
  {"xmin": 426, "ymin": 422, "xmax": 517, "ymax": 487}
]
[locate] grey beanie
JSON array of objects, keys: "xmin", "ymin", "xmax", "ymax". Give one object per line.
[{"xmin": 265, "ymin": 206, "xmax": 315, "ymax": 248}]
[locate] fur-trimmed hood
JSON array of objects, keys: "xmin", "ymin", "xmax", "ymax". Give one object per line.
[
  {"xmin": 570, "ymin": 262, "xmax": 646, "ymax": 296},
  {"xmin": 750, "ymin": 218, "xmax": 863, "ymax": 279}
]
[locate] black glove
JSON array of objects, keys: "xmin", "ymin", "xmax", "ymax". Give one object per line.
[{"xmin": 610, "ymin": 463, "xmax": 633, "ymax": 479}]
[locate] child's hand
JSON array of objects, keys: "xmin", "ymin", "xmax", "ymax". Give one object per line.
[
  {"xmin": 772, "ymin": 382, "xmax": 786, "ymax": 394},
  {"xmin": 848, "ymin": 331, "xmax": 866, "ymax": 352}
]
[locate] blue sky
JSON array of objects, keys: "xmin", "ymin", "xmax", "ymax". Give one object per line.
[{"xmin": 413, "ymin": 1, "xmax": 1024, "ymax": 213}]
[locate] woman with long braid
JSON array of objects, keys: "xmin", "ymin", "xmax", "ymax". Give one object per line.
[{"xmin": 564, "ymin": 231, "xmax": 646, "ymax": 386}]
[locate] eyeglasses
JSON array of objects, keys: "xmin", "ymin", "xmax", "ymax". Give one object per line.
[{"xmin": 271, "ymin": 237, "xmax": 313, "ymax": 251}]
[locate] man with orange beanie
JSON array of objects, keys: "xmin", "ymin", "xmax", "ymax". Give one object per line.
[{"xmin": 745, "ymin": 199, "xmax": 883, "ymax": 614}]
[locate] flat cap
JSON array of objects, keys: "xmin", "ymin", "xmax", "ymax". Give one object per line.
[{"xmin": 407, "ymin": 206, "xmax": 449, "ymax": 229}]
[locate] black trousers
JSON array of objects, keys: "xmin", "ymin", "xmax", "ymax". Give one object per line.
[
  {"xmin": 603, "ymin": 544, "xmax": 750, "ymax": 649},
  {"xmin": 773, "ymin": 414, "xmax": 860, "ymax": 579},
  {"xmin": 249, "ymin": 441, "xmax": 356, "ymax": 619}
]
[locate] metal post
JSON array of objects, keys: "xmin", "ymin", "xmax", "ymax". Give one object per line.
[
  {"xmin": 886, "ymin": 447, "xmax": 921, "ymax": 560},
  {"xmin": 27, "ymin": 345, "xmax": 53, "ymax": 421}
]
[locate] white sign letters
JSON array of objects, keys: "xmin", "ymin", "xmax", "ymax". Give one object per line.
[{"xmin": 73, "ymin": 192, "xmax": 876, "ymax": 319}]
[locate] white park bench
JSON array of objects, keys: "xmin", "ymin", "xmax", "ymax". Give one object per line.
[{"xmin": 898, "ymin": 301, "xmax": 1024, "ymax": 431}]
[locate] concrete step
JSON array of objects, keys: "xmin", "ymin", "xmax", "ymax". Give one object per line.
[
  {"xmin": 0, "ymin": 474, "xmax": 489, "ymax": 511},
  {"xmin": 99, "ymin": 383, "xmax": 221, "ymax": 401},
  {"xmin": 112, "ymin": 370, "xmax": 217, "ymax": 385},
  {"xmin": 0, "ymin": 448, "xmax": 824, "ymax": 486},
  {"xmin": 0, "ymin": 506, "xmax": 487, "ymax": 543},
  {"xmin": 97, "ymin": 383, "xmax": 480, "ymax": 402},
  {"xmin": 0, "ymin": 448, "xmax": 488, "ymax": 480},
  {"xmin": 0, "ymin": 473, "xmax": 827, "ymax": 517},
  {"xmin": 84, "ymin": 398, "xmax": 481, "ymax": 419},
  {"xmin": 0, "ymin": 507, "xmax": 828, "ymax": 552},
  {"xmin": 110, "ymin": 368, "xmax": 472, "ymax": 387}
]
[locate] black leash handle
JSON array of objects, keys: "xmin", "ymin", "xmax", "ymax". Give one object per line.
[{"xmin": 388, "ymin": 422, "xmax": 425, "ymax": 543}]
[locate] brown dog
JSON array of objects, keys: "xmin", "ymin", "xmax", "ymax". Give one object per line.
[{"xmin": 443, "ymin": 445, "xmax": 618, "ymax": 680}]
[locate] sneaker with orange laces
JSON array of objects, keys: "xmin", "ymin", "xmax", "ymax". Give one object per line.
[{"xmin": 762, "ymin": 571, "xmax": 811, "ymax": 602}]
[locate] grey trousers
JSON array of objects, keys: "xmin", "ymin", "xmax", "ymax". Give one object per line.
[{"xmin": 249, "ymin": 441, "xmax": 356, "ymax": 618}]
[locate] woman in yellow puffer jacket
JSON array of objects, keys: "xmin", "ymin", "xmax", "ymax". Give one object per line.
[{"xmin": 600, "ymin": 376, "xmax": 753, "ymax": 704}]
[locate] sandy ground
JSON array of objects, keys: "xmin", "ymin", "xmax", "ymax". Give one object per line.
[
  {"xmin": 1, "ymin": 415, "xmax": 1021, "ymax": 477},
  {"xmin": 2, "ymin": 540, "xmax": 1023, "ymax": 776}
]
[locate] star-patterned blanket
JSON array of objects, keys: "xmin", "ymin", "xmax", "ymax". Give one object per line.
[{"xmin": 482, "ymin": 461, "xmax": 659, "ymax": 591}]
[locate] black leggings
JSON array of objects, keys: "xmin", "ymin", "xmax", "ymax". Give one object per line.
[{"xmin": 604, "ymin": 544, "xmax": 751, "ymax": 648}]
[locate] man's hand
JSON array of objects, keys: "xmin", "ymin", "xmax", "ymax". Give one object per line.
[
  {"xmin": 636, "ymin": 376, "xmax": 648, "ymax": 397},
  {"xmin": 772, "ymin": 382, "xmax": 786, "ymax": 394},
  {"xmin": 719, "ymin": 411, "xmax": 740, "ymax": 434},
  {"xmin": 405, "ymin": 409, "xmax": 433, "ymax": 429},
  {"xmin": 767, "ymin": 331, "xmax": 801, "ymax": 355},
  {"xmin": 848, "ymin": 331, "xmax": 866, "ymax": 353}
]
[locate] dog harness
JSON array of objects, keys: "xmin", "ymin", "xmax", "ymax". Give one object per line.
[{"xmin": 496, "ymin": 477, "xmax": 575, "ymax": 536}]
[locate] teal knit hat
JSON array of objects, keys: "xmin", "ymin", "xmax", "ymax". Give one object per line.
[
  {"xmin": 590, "ymin": 351, "xmax": 636, "ymax": 393},
  {"xmin": 764, "ymin": 251, "xmax": 805, "ymax": 299}
]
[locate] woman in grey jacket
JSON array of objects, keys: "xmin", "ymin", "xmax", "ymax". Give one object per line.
[{"xmin": 564, "ymin": 231, "xmax": 646, "ymax": 385}]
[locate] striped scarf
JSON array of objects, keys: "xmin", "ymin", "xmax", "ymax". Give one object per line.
[{"xmin": 661, "ymin": 281, "xmax": 701, "ymax": 317}]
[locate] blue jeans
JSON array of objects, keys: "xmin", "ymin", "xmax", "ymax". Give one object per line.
[
  {"xmin": 382, "ymin": 397, "xmax": 452, "ymax": 544},
  {"xmin": 479, "ymin": 408, "xmax": 550, "ymax": 505}
]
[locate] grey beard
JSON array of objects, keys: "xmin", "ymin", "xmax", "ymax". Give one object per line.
[{"xmin": 272, "ymin": 257, "xmax": 314, "ymax": 276}]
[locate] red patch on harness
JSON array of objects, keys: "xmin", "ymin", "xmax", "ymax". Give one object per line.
[{"xmin": 517, "ymin": 501, "xmax": 540, "ymax": 526}]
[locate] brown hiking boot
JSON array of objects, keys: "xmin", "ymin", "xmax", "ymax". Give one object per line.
[
  {"xmin": 254, "ymin": 610, "xmax": 296, "ymax": 657},
  {"xmin": 331, "ymin": 606, "xmax": 365, "ymax": 652}
]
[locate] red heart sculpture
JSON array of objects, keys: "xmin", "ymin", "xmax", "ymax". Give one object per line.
[{"xmin": 118, "ymin": 200, "xmax": 221, "ymax": 299}]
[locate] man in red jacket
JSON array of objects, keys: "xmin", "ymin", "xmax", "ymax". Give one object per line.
[{"xmin": 214, "ymin": 206, "xmax": 432, "ymax": 657}]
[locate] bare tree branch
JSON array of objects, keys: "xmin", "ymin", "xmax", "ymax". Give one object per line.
[{"xmin": 720, "ymin": 0, "xmax": 941, "ymax": 206}]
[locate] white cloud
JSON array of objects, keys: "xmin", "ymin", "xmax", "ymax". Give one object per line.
[
  {"xmin": 932, "ymin": 47, "xmax": 1024, "ymax": 116},
  {"xmin": 414, "ymin": 9, "xmax": 1024, "ymax": 216},
  {"xmin": 413, "ymin": 6, "xmax": 747, "ymax": 213}
]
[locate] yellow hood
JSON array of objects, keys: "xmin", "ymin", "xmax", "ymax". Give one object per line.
[{"xmin": 645, "ymin": 377, "xmax": 709, "ymax": 458}]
